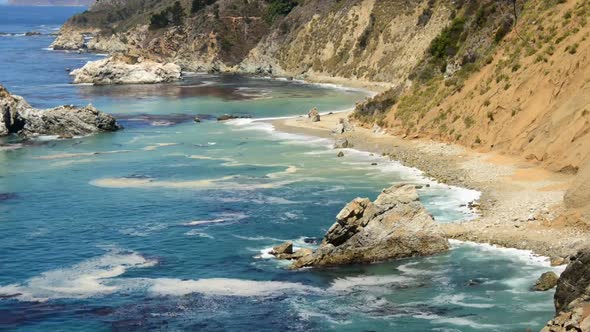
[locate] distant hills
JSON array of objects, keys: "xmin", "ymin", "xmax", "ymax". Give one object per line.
[{"xmin": 7, "ymin": 0, "xmax": 95, "ymax": 5}]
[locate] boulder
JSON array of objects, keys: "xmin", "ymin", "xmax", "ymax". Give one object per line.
[
  {"xmin": 0, "ymin": 85, "xmax": 119, "ymax": 138},
  {"xmin": 307, "ymin": 107, "xmax": 320, "ymax": 122},
  {"xmin": 275, "ymin": 248, "xmax": 313, "ymax": 260},
  {"xmin": 533, "ymin": 271, "xmax": 559, "ymax": 291},
  {"xmin": 337, "ymin": 151, "xmax": 344, "ymax": 158},
  {"xmin": 70, "ymin": 55, "xmax": 182, "ymax": 85},
  {"xmin": 332, "ymin": 118, "xmax": 354, "ymax": 135},
  {"xmin": 334, "ymin": 138, "xmax": 350, "ymax": 149},
  {"xmin": 541, "ymin": 249, "xmax": 590, "ymax": 331},
  {"xmin": 272, "ymin": 241, "xmax": 293, "ymax": 255},
  {"xmin": 290, "ymin": 184, "xmax": 449, "ymax": 269}
]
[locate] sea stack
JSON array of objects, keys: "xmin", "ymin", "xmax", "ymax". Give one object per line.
[
  {"xmin": 289, "ymin": 184, "xmax": 449, "ymax": 269},
  {"xmin": 70, "ymin": 55, "xmax": 182, "ymax": 85},
  {"xmin": 0, "ymin": 84, "xmax": 120, "ymax": 138}
]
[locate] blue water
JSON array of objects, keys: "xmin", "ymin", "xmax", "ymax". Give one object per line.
[{"xmin": 0, "ymin": 6, "xmax": 559, "ymax": 331}]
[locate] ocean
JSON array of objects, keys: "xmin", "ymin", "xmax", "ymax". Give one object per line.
[{"xmin": 0, "ymin": 5, "xmax": 559, "ymax": 331}]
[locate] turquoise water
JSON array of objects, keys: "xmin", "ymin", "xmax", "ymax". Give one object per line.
[{"xmin": 0, "ymin": 6, "xmax": 559, "ymax": 331}]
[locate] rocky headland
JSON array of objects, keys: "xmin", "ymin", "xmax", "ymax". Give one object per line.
[
  {"xmin": 270, "ymin": 184, "xmax": 449, "ymax": 269},
  {"xmin": 542, "ymin": 249, "xmax": 590, "ymax": 331},
  {"xmin": 0, "ymin": 84, "xmax": 120, "ymax": 138},
  {"xmin": 70, "ymin": 55, "xmax": 182, "ymax": 85}
]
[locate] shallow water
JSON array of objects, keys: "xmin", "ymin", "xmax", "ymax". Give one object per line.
[{"xmin": 0, "ymin": 6, "xmax": 558, "ymax": 332}]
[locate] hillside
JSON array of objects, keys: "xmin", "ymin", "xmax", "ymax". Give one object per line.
[{"xmin": 53, "ymin": 0, "xmax": 589, "ymax": 222}]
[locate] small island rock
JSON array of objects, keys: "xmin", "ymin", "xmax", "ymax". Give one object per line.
[
  {"xmin": 290, "ymin": 184, "xmax": 449, "ymax": 269},
  {"xmin": 70, "ymin": 55, "xmax": 181, "ymax": 85}
]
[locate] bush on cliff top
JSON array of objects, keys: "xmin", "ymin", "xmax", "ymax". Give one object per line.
[{"xmin": 150, "ymin": 1, "xmax": 185, "ymax": 30}]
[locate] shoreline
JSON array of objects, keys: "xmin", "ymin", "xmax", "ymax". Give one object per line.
[
  {"xmin": 36, "ymin": 32, "xmax": 590, "ymax": 262},
  {"xmin": 269, "ymin": 110, "xmax": 590, "ymax": 264}
]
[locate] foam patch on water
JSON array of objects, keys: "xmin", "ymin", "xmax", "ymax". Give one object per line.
[
  {"xmin": 0, "ymin": 249, "xmax": 157, "ymax": 302},
  {"xmin": 184, "ymin": 230, "xmax": 214, "ymax": 239},
  {"xmin": 432, "ymin": 294, "xmax": 495, "ymax": 309},
  {"xmin": 413, "ymin": 313, "xmax": 501, "ymax": 330},
  {"xmin": 90, "ymin": 175, "xmax": 296, "ymax": 191},
  {"xmin": 449, "ymin": 239, "xmax": 562, "ymax": 269},
  {"xmin": 328, "ymin": 275, "xmax": 415, "ymax": 293},
  {"xmin": 147, "ymin": 278, "xmax": 321, "ymax": 297},
  {"xmin": 182, "ymin": 212, "xmax": 248, "ymax": 227}
]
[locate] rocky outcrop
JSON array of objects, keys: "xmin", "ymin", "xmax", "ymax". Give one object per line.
[
  {"xmin": 70, "ymin": 55, "xmax": 181, "ymax": 85},
  {"xmin": 307, "ymin": 108, "xmax": 320, "ymax": 122},
  {"xmin": 0, "ymin": 85, "xmax": 119, "ymax": 138},
  {"xmin": 542, "ymin": 249, "xmax": 590, "ymax": 331},
  {"xmin": 290, "ymin": 184, "xmax": 449, "ymax": 269},
  {"xmin": 49, "ymin": 25, "xmax": 98, "ymax": 51},
  {"xmin": 332, "ymin": 118, "xmax": 354, "ymax": 135},
  {"xmin": 534, "ymin": 271, "xmax": 559, "ymax": 291},
  {"xmin": 334, "ymin": 138, "xmax": 350, "ymax": 149}
]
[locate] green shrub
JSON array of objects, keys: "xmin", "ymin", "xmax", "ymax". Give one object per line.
[
  {"xmin": 191, "ymin": 0, "xmax": 216, "ymax": 14},
  {"xmin": 150, "ymin": 1, "xmax": 185, "ymax": 29},
  {"xmin": 429, "ymin": 16, "xmax": 466, "ymax": 59},
  {"xmin": 265, "ymin": 0, "xmax": 298, "ymax": 23}
]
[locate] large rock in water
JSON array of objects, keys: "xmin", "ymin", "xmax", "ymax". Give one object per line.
[
  {"xmin": 70, "ymin": 55, "xmax": 181, "ymax": 85},
  {"xmin": 290, "ymin": 184, "xmax": 449, "ymax": 269},
  {"xmin": 0, "ymin": 84, "xmax": 119, "ymax": 138},
  {"xmin": 541, "ymin": 249, "xmax": 590, "ymax": 331}
]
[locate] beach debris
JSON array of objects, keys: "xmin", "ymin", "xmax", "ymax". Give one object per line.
[{"xmin": 307, "ymin": 107, "xmax": 320, "ymax": 122}]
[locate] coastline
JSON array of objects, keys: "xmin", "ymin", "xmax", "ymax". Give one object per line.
[
  {"xmin": 40, "ymin": 30, "xmax": 590, "ymax": 262},
  {"xmin": 269, "ymin": 110, "xmax": 589, "ymax": 263}
]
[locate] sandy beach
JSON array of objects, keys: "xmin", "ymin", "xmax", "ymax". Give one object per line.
[{"xmin": 271, "ymin": 111, "xmax": 590, "ymax": 264}]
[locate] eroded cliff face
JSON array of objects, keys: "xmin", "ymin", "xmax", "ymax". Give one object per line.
[
  {"xmin": 357, "ymin": 0, "xmax": 590, "ymax": 174},
  {"xmin": 54, "ymin": 0, "xmax": 452, "ymax": 82},
  {"xmin": 243, "ymin": 0, "xmax": 451, "ymax": 85}
]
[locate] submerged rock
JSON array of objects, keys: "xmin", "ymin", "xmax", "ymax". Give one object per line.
[
  {"xmin": 337, "ymin": 151, "xmax": 344, "ymax": 158},
  {"xmin": 70, "ymin": 55, "xmax": 181, "ymax": 85},
  {"xmin": 534, "ymin": 271, "xmax": 559, "ymax": 291},
  {"xmin": 217, "ymin": 114, "xmax": 252, "ymax": 121},
  {"xmin": 541, "ymin": 249, "xmax": 590, "ymax": 331},
  {"xmin": 0, "ymin": 84, "xmax": 119, "ymax": 138},
  {"xmin": 290, "ymin": 184, "xmax": 449, "ymax": 269},
  {"xmin": 308, "ymin": 107, "xmax": 320, "ymax": 122}
]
